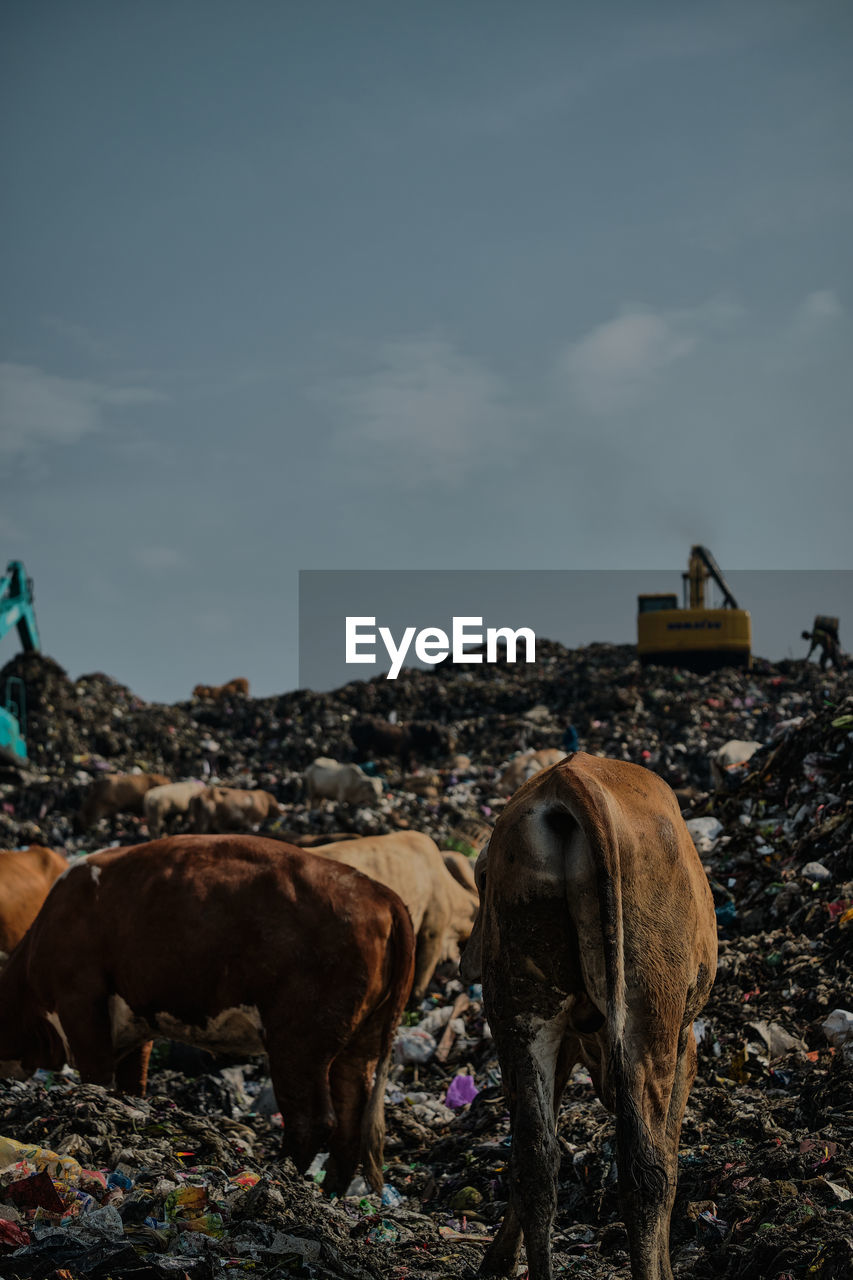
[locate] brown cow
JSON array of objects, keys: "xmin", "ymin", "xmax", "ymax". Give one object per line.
[
  {"xmin": 189, "ymin": 786, "xmax": 281, "ymax": 833},
  {"xmin": 0, "ymin": 835, "xmax": 414, "ymax": 1194},
  {"xmin": 461, "ymin": 753, "xmax": 717, "ymax": 1280},
  {"xmin": 78, "ymin": 773, "xmax": 170, "ymax": 830},
  {"xmin": 314, "ymin": 832, "xmax": 478, "ymax": 1000},
  {"xmin": 192, "ymin": 678, "xmax": 250, "ymax": 700},
  {"xmin": 351, "ymin": 719, "xmax": 455, "ymax": 771},
  {"xmin": 0, "ymin": 846, "xmax": 68, "ymax": 954}
]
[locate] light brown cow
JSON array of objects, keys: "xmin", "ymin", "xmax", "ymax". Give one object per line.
[
  {"xmin": 462, "ymin": 753, "xmax": 717, "ymax": 1280},
  {"xmin": 143, "ymin": 781, "xmax": 206, "ymax": 837},
  {"xmin": 78, "ymin": 773, "xmax": 170, "ymax": 830},
  {"xmin": 496, "ymin": 749, "xmax": 565, "ymax": 797},
  {"xmin": 189, "ymin": 786, "xmax": 281, "ymax": 833},
  {"xmin": 0, "ymin": 846, "xmax": 68, "ymax": 954},
  {"xmin": 442, "ymin": 850, "xmax": 478, "ymax": 895},
  {"xmin": 0, "ymin": 835, "xmax": 414, "ymax": 1194},
  {"xmin": 314, "ymin": 832, "xmax": 478, "ymax": 1000},
  {"xmin": 192, "ymin": 678, "xmax": 250, "ymax": 699}
]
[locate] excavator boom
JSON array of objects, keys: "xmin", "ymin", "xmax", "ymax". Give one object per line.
[
  {"xmin": 0, "ymin": 560, "xmax": 41, "ymax": 763},
  {"xmin": 686, "ymin": 545, "xmax": 739, "ymax": 610}
]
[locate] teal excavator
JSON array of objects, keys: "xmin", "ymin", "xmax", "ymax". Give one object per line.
[{"xmin": 0, "ymin": 561, "xmax": 40, "ymax": 765}]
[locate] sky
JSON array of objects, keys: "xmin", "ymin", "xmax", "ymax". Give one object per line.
[{"xmin": 2, "ymin": 1, "xmax": 852, "ymax": 702}]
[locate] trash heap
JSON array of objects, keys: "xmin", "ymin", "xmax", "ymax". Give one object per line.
[{"xmin": 1, "ymin": 645, "xmax": 851, "ymax": 1277}]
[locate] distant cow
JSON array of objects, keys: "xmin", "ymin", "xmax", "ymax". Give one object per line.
[
  {"xmin": 351, "ymin": 719, "xmax": 455, "ymax": 771},
  {"xmin": 192, "ymin": 678, "xmax": 250, "ymax": 700},
  {"xmin": 496, "ymin": 748, "xmax": 565, "ymax": 797},
  {"xmin": 314, "ymin": 832, "xmax": 478, "ymax": 999},
  {"xmin": 189, "ymin": 786, "xmax": 281, "ymax": 833},
  {"xmin": 462, "ymin": 752, "xmax": 717, "ymax": 1280},
  {"xmin": 144, "ymin": 781, "xmax": 206, "ymax": 837},
  {"xmin": 0, "ymin": 846, "xmax": 68, "ymax": 954},
  {"xmin": 710, "ymin": 739, "xmax": 762, "ymax": 790},
  {"xmin": 78, "ymin": 773, "xmax": 170, "ymax": 830},
  {"xmin": 304, "ymin": 758, "xmax": 383, "ymax": 809},
  {"xmin": 0, "ymin": 835, "xmax": 414, "ymax": 1194}
]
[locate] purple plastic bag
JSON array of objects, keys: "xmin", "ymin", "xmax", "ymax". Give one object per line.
[{"xmin": 445, "ymin": 1074, "xmax": 479, "ymax": 1109}]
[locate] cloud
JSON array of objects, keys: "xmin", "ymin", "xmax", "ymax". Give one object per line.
[
  {"xmin": 0, "ymin": 363, "xmax": 165, "ymax": 459},
  {"xmin": 559, "ymin": 299, "xmax": 741, "ymax": 414},
  {"xmin": 133, "ymin": 546, "xmax": 189, "ymax": 572},
  {"xmin": 796, "ymin": 289, "xmax": 844, "ymax": 331},
  {"xmin": 323, "ymin": 337, "xmax": 518, "ymax": 484}
]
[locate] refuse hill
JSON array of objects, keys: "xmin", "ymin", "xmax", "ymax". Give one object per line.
[{"xmin": 1, "ymin": 645, "xmax": 851, "ymax": 1278}]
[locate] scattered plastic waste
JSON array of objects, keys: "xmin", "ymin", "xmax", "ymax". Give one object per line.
[
  {"xmin": 445, "ymin": 1073, "xmax": 480, "ymax": 1109},
  {"xmin": 1, "ymin": 643, "xmax": 852, "ymax": 1277}
]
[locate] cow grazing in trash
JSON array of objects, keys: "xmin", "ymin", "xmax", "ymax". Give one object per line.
[
  {"xmin": 78, "ymin": 772, "xmax": 170, "ymax": 830},
  {"xmin": 350, "ymin": 718, "xmax": 455, "ymax": 771},
  {"xmin": 304, "ymin": 758, "xmax": 383, "ymax": 808},
  {"xmin": 496, "ymin": 748, "xmax": 565, "ymax": 797},
  {"xmin": 0, "ymin": 845, "xmax": 68, "ymax": 955},
  {"xmin": 313, "ymin": 831, "xmax": 479, "ymax": 1000},
  {"xmin": 143, "ymin": 780, "xmax": 206, "ymax": 837},
  {"xmin": 188, "ymin": 785, "xmax": 281, "ymax": 833},
  {"xmin": 461, "ymin": 752, "xmax": 717, "ymax": 1280},
  {"xmin": 0, "ymin": 834, "xmax": 415, "ymax": 1194}
]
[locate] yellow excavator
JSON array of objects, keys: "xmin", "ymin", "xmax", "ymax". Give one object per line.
[{"xmin": 637, "ymin": 546, "xmax": 751, "ymax": 671}]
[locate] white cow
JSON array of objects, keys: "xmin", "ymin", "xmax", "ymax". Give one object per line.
[{"xmin": 304, "ymin": 758, "xmax": 383, "ymax": 809}]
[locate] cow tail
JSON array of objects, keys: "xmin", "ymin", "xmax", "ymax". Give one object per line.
[
  {"xmin": 359, "ymin": 898, "xmax": 415, "ymax": 1193},
  {"xmin": 558, "ymin": 779, "xmax": 669, "ymax": 1205}
]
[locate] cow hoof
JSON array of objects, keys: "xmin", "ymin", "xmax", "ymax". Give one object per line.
[{"xmin": 479, "ymin": 1246, "xmax": 519, "ymax": 1277}]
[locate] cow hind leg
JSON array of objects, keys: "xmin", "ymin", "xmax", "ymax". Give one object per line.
[
  {"xmin": 482, "ymin": 1016, "xmax": 570, "ymax": 1280},
  {"xmin": 60, "ymin": 996, "xmax": 116, "ymax": 1088},
  {"xmin": 323, "ymin": 1050, "xmax": 373, "ymax": 1195},
  {"xmin": 411, "ymin": 923, "xmax": 444, "ymax": 1001},
  {"xmin": 267, "ymin": 1033, "xmax": 337, "ymax": 1176},
  {"xmin": 115, "ymin": 1041, "xmax": 154, "ymax": 1096},
  {"xmin": 653, "ymin": 1026, "xmax": 698, "ymax": 1280},
  {"xmin": 614, "ymin": 1030, "xmax": 689, "ymax": 1280}
]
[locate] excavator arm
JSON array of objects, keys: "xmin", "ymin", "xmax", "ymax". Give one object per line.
[
  {"xmin": 685, "ymin": 545, "xmax": 739, "ymax": 610},
  {"xmin": 0, "ymin": 560, "xmax": 41, "ymax": 653}
]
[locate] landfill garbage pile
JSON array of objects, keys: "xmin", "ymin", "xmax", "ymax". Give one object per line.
[{"xmin": 0, "ymin": 645, "xmax": 852, "ymax": 1277}]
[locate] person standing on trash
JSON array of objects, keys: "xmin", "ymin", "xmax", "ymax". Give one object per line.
[
  {"xmin": 802, "ymin": 620, "xmax": 844, "ymax": 670},
  {"xmin": 562, "ymin": 722, "xmax": 580, "ymax": 754}
]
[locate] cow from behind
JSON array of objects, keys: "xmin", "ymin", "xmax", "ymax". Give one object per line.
[
  {"xmin": 461, "ymin": 752, "xmax": 717, "ymax": 1280},
  {"xmin": 0, "ymin": 835, "xmax": 415, "ymax": 1194}
]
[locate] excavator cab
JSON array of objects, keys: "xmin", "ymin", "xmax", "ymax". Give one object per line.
[{"xmin": 637, "ymin": 546, "xmax": 752, "ymax": 671}]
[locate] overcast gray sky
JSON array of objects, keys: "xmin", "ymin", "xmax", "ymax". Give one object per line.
[{"xmin": 2, "ymin": 1, "xmax": 851, "ymax": 702}]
